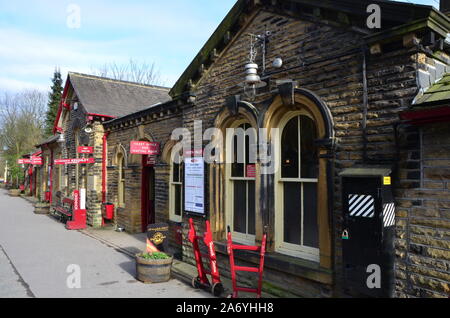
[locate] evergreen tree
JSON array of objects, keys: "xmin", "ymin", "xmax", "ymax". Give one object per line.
[{"xmin": 45, "ymin": 69, "xmax": 63, "ymax": 136}]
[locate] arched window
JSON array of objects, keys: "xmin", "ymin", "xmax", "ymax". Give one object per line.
[
  {"xmin": 118, "ymin": 153, "xmax": 125, "ymax": 208},
  {"xmin": 276, "ymin": 113, "xmax": 319, "ymax": 261},
  {"xmin": 227, "ymin": 121, "xmax": 256, "ymax": 244},
  {"xmin": 169, "ymin": 150, "xmax": 183, "ymax": 223}
]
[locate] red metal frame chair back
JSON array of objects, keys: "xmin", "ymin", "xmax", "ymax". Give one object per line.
[{"xmin": 227, "ymin": 226, "xmax": 267, "ymax": 298}]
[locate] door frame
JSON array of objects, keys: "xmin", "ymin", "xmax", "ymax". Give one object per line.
[{"xmin": 141, "ymin": 155, "xmax": 155, "ymax": 232}]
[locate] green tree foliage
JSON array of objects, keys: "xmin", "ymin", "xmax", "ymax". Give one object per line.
[{"xmin": 45, "ymin": 69, "xmax": 63, "ymax": 136}]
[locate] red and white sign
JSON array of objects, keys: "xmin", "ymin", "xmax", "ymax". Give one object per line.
[
  {"xmin": 130, "ymin": 141, "xmax": 160, "ymax": 155},
  {"xmin": 54, "ymin": 158, "xmax": 95, "ymax": 165},
  {"xmin": 246, "ymin": 164, "xmax": 256, "ymax": 178},
  {"xmin": 73, "ymin": 190, "xmax": 80, "ymax": 211},
  {"xmin": 18, "ymin": 157, "xmax": 43, "ymax": 165},
  {"xmin": 31, "ymin": 156, "xmax": 43, "ymax": 165},
  {"xmin": 78, "ymin": 146, "xmax": 94, "ymax": 154}
]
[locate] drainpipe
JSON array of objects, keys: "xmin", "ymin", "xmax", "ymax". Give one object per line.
[
  {"xmin": 49, "ymin": 149, "xmax": 53, "ymax": 204},
  {"xmin": 102, "ymin": 132, "xmax": 110, "ymax": 204},
  {"xmin": 362, "ymin": 46, "xmax": 369, "ymax": 163}
]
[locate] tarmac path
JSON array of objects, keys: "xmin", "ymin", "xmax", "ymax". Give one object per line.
[{"xmin": 0, "ymin": 189, "xmax": 210, "ymax": 298}]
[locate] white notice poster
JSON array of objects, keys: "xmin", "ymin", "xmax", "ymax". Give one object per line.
[{"xmin": 184, "ymin": 157, "xmax": 205, "ymax": 214}]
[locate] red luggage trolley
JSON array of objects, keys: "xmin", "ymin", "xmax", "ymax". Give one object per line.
[
  {"xmin": 188, "ymin": 218, "xmax": 224, "ymax": 296},
  {"xmin": 227, "ymin": 226, "xmax": 267, "ymax": 298}
]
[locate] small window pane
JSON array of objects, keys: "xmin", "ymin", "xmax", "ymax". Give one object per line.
[
  {"xmin": 300, "ymin": 116, "xmax": 318, "ymax": 179},
  {"xmin": 233, "ymin": 181, "xmax": 247, "ymax": 234},
  {"xmin": 173, "ymin": 163, "xmax": 180, "ymax": 182},
  {"xmin": 248, "ymin": 181, "xmax": 255, "ymax": 235},
  {"xmin": 281, "ymin": 117, "xmax": 299, "ymax": 178},
  {"xmin": 283, "ymin": 182, "xmax": 302, "ymax": 245},
  {"xmin": 174, "ymin": 184, "xmax": 181, "ymax": 216},
  {"xmin": 303, "ymin": 182, "xmax": 318, "ymax": 248},
  {"xmin": 232, "ymin": 134, "xmax": 244, "ymax": 177}
]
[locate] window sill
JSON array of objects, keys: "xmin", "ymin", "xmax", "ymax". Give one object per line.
[{"xmin": 214, "ymin": 240, "xmax": 333, "ymax": 285}]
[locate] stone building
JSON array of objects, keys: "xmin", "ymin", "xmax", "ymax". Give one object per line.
[
  {"xmin": 46, "ymin": 72, "xmax": 170, "ymax": 227},
  {"xmin": 101, "ymin": 0, "xmax": 450, "ymax": 297},
  {"xmin": 30, "ymin": 0, "xmax": 450, "ymax": 298}
]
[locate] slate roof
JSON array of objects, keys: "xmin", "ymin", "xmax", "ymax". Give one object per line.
[
  {"xmin": 169, "ymin": 0, "xmax": 445, "ymax": 97},
  {"xmin": 414, "ymin": 73, "xmax": 450, "ymax": 106},
  {"xmin": 36, "ymin": 135, "xmax": 59, "ymax": 147},
  {"xmin": 68, "ymin": 72, "xmax": 171, "ymax": 118}
]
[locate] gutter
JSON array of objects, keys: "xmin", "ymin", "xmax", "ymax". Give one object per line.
[{"xmin": 102, "ymin": 132, "xmax": 110, "ymax": 204}]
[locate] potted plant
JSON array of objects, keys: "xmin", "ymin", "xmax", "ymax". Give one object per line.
[
  {"xmin": 135, "ymin": 251, "xmax": 173, "ymax": 283},
  {"xmin": 34, "ymin": 200, "xmax": 50, "ymax": 215},
  {"xmin": 9, "ymin": 188, "xmax": 21, "ymax": 197}
]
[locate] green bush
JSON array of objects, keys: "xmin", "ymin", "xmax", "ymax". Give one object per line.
[{"xmin": 140, "ymin": 252, "xmax": 170, "ymax": 260}]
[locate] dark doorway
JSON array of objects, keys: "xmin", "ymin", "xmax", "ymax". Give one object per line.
[{"xmin": 141, "ymin": 155, "xmax": 155, "ymax": 232}]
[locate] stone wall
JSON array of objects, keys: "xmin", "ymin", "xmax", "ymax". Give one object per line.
[
  {"xmin": 105, "ymin": 110, "xmax": 183, "ymax": 236},
  {"xmin": 175, "ymin": 9, "xmax": 449, "ymax": 297},
  {"xmin": 395, "ymin": 122, "xmax": 450, "ymax": 298}
]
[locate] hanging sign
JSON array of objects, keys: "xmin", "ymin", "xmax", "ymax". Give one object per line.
[
  {"xmin": 30, "ymin": 156, "xmax": 43, "ymax": 165},
  {"xmin": 54, "ymin": 158, "xmax": 95, "ymax": 165},
  {"xmin": 184, "ymin": 155, "xmax": 205, "ymax": 215},
  {"xmin": 17, "ymin": 157, "xmax": 43, "ymax": 165},
  {"xmin": 130, "ymin": 141, "xmax": 160, "ymax": 155},
  {"xmin": 78, "ymin": 146, "xmax": 94, "ymax": 154}
]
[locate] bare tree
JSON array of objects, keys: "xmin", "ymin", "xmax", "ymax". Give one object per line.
[
  {"xmin": 0, "ymin": 90, "xmax": 48, "ymax": 185},
  {"xmin": 91, "ymin": 58, "xmax": 164, "ymax": 86}
]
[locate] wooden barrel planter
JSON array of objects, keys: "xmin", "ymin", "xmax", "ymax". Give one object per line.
[
  {"xmin": 9, "ymin": 189, "xmax": 21, "ymax": 197},
  {"xmin": 34, "ymin": 202, "xmax": 50, "ymax": 215},
  {"xmin": 135, "ymin": 253, "xmax": 173, "ymax": 283}
]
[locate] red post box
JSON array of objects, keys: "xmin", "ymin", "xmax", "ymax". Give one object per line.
[{"xmin": 102, "ymin": 203, "xmax": 115, "ymax": 220}]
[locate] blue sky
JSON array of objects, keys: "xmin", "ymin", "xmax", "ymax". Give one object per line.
[{"xmin": 0, "ymin": 0, "xmax": 439, "ymax": 93}]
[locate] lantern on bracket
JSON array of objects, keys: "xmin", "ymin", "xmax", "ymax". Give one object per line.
[{"xmin": 243, "ymin": 31, "xmax": 271, "ymax": 99}]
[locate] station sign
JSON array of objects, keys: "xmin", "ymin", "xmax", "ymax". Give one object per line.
[
  {"xmin": 130, "ymin": 141, "xmax": 160, "ymax": 155},
  {"xmin": 18, "ymin": 156, "xmax": 43, "ymax": 165},
  {"xmin": 54, "ymin": 158, "xmax": 95, "ymax": 165},
  {"xmin": 78, "ymin": 146, "xmax": 94, "ymax": 154},
  {"xmin": 18, "ymin": 159, "xmax": 31, "ymax": 164},
  {"xmin": 31, "ymin": 156, "xmax": 43, "ymax": 165}
]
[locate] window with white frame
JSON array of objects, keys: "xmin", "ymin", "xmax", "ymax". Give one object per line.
[
  {"xmin": 117, "ymin": 154, "xmax": 125, "ymax": 208},
  {"xmin": 275, "ymin": 113, "xmax": 319, "ymax": 261},
  {"xmin": 169, "ymin": 158, "xmax": 183, "ymax": 223},
  {"xmin": 227, "ymin": 122, "xmax": 256, "ymax": 244}
]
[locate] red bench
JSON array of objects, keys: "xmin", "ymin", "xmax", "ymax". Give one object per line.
[{"xmin": 53, "ymin": 198, "xmax": 74, "ymax": 223}]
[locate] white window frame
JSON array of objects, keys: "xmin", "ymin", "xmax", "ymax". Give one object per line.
[
  {"xmin": 274, "ymin": 111, "xmax": 320, "ymax": 262},
  {"xmin": 117, "ymin": 154, "xmax": 125, "ymax": 208},
  {"xmin": 169, "ymin": 157, "xmax": 183, "ymax": 223},
  {"xmin": 226, "ymin": 120, "xmax": 256, "ymax": 245}
]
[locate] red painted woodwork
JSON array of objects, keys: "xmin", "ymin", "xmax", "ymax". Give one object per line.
[{"xmin": 141, "ymin": 155, "xmax": 155, "ymax": 233}]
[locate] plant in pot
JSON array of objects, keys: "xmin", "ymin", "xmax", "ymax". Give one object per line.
[
  {"xmin": 135, "ymin": 250, "xmax": 173, "ymax": 284},
  {"xmin": 34, "ymin": 199, "xmax": 50, "ymax": 215},
  {"xmin": 9, "ymin": 188, "xmax": 21, "ymax": 197}
]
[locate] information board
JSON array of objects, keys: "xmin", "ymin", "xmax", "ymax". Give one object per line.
[{"xmin": 184, "ymin": 157, "xmax": 205, "ymax": 215}]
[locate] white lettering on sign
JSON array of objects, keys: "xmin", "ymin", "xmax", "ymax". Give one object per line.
[
  {"xmin": 54, "ymin": 158, "xmax": 95, "ymax": 165},
  {"xmin": 130, "ymin": 141, "xmax": 160, "ymax": 155}
]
